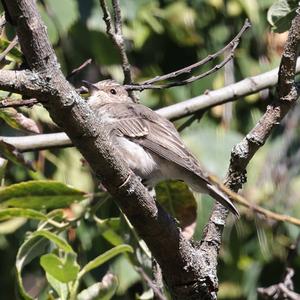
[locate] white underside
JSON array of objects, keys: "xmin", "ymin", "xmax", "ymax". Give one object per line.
[{"xmin": 115, "ymin": 136, "xmax": 207, "ymax": 193}]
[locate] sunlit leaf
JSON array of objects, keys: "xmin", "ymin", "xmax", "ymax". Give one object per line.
[
  {"xmin": 44, "ymin": 0, "xmax": 79, "ymax": 35},
  {"xmin": 79, "ymin": 245, "xmax": 133, "ymax": 278},
  {"xmin": 95, "ymin": 217, "xmax": 124, "ymax": 246},
  {"xmin": 267, "ymin": 0, "xmax": 298, "ymax": 32},
  {"xmin": 0, "ymin": 180, "xmax": 86, "ymax": 210},
  {"xmin": 77, "ymin": 273, "xmax": 118, "ymax": 300},
  {"xmin": 0, "ymin": 157, "xmax": 7, "ymax": 180},
  {"xmin": 40, "ymin": 252, "xmax": 79, "ymax": 283},
  {"xmin": 0, "ymin": 107, "xmax": 40, "ymax": 133},
  {"xmin": 0, "ymin": 140, "xmax": 35, "ymax": 171},
  {"xmin": 30, "ymin": 230, "xmax": 75, "ymax": 253},
  {"xmin": 0, "ymin": 208, "xmax": 47, "ymax": 221},
  {"xmin": 0, "ymin": 38, "xmax": 22, "ymax": 62},
  {"xmin": 46, "ymin": 273, "xmax": 68, "ymax": 300}
]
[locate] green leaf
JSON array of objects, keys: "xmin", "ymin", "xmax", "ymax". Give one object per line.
[
  {"xmin": 0, "ymin": 141, "xmax": 35, "ymax": 171},
  {"xmin": 0, "ymin": 157, "xmax": 7, "ymax": 180},
  {"xmin": 40, "ymin": 252, "xmax": 80, "ymax": 283},
  {"xmin": 0, "ymin": 38, "xmax": 22, "ymax": 62},
  {"xmin": 0, "ymin": 208, "xmax": 47, "ymax": 221},
  {"xmin": 96, "ymin": 217, "xmax": 124, "ymax": 246},
  {"xmin": 16, "ymin": 234, "xmax": 50, "ymax": 300},
  {"xmin": 77, "ymin": 273, "xmax": 118, "ymax": 300},
  {"xmin": 0, "ymin": 217, "xmax": 27, "ymax": 235},
  {"xmin": 79, "ymin": 245, "xmax": 133, "ymax": 279},
  {"xmin": 16, "ymin": 229, "xmax": 74, "ymax": 299},
  {"xmin": 44, "ymin": 0, "xmax": 79, "ymax": 35},
  {"xmin": 155, "ymin": 180, "xmax": 197, "ymax": 239},
  {"xmin": 30, "ymin": 230, "xmax": 74, "ymax": 253},
  {"xmin": 46, "ymin": 273, "xmax": 68, "ymax": 300},
  {"xmin": 38, "ymin": 4, "xmax": 59, "ymax": 44},
  {"xmin": 267, "ymin": 0, "xmax": 298, "ymax": 32},
  {"xmin": 0, "ymin": 107, "xmax": 40, "ymax": 133},
  {"xmin": 0, "ymin": 180, "xmax": 86, "ymax": 210}
]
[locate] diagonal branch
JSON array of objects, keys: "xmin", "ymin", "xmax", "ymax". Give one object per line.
[
  {"xmin": 0, "ymin": 69, "xmax": 44, "ymax": 96},
  {"xmin": 124, "ymin": 19, "xmax": 251, "ymax": 91},
  {"xmin": 199, "ymin": 7, "xmax": 300, "ymax": 295},
  {"xmin": 0, "ymin": 35, "xmax": 18, "ymax": 63},
  {"xmin": 3, "ymin": 0, "xmax": 214, "ymax": 298}
]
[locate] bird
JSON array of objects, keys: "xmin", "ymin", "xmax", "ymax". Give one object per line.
[{"xmin": 83, "ymin": 79, "xmax": 239, "ymax": 216}]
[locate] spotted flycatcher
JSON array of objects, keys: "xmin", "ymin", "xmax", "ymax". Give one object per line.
[{"xmin": 84, "ymin": 79, "xmax": 238, "ymax": 216}]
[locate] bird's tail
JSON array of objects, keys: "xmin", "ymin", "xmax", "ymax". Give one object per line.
[{"xmin": 207, "ymin": 184, "xmax": 239, "ymax": 217}]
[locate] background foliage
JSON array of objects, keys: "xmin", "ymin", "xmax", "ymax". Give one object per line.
[{"xmin": 0, "ymin": 0, "xmax": 300, "ymax": 299}]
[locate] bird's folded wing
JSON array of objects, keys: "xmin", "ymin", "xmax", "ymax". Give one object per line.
[{"xmin": 111, "ymin": 103, "xmax": 208, "ymax": 179}]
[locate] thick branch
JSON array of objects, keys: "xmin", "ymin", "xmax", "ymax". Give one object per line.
[
  {"xmin": 3, "ymin": 0, "xmax": 209, "ymax": 298},
  {"xmin": 0, "ymin": 69, "xmax": 43, "ymax": 96},
  {"xmin": 199, "ymin": 7, "xmax": 300, "ymax": 295}
]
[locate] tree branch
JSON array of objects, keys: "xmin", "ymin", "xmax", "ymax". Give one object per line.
[
  {"xmin": 199, "ymin": 7, "xmax": 300, "ymax": 295},
  {"xmin": 124, "ymin": 19, "xmax": 250, "ymax": 91},
  {"xmin": 3, "ymin": 0, "xmax": 214, "ymax": 298},
  {"xmin": 0, "ymin": 35, "xmax": 18, "ymax": 63},
  {"xmin": 0, "ymin": 69, "xmax": 44, "ymax": 96},
  {"xmin": 3, "ymin": 58, "xmax": 300, "ymax": 147},
  {"xmin": 99, "ymin": 0, "xmax": 133, "ymax": 85}
]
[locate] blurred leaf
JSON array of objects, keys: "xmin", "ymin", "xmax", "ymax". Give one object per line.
[
  {"xmin": 77, "ymin": 273, "xmax": 118, "ymax": 300},
  {"xmin": 137, "ymin": 289, "xmax": 154, "ymax": 300},
  {"xmin": 0, "ymin": 157, "xmax": 7, "ymax": 180},
  {"xmin": 38, "ymin": 4, "xmax": 59, "ymax": 44},
  {"xmin": 40, "ymin": 252, "xmax": 79, "ymax": 283},
  {"xmin": 111, "ymin": 255, "xmax": 139, "ymax": 295},
  {"xmin": 0, "ymin": 38, "xmax": 22, "ymax": 62},
  {"xmin": 46, "ymin": 273, "xmax": 68, "ymax": 300},
  {"xmin": 161, "ymin": 2, "xmax": 200, "ymax": 46},
  {"xmin": 0, "ymin": 180, "xmax": 86, "ymax": 210},
  {"xmin": 267, "ymin": 0, "xmax": 298, "ymax": 32},
  {"xmin": 30, "ymin": 230, "xmax": 75, "ymax": 253},
  {"xmin": 79, "ymin": 244, "xmax": 133, "ymax": 278},
  {"xmin": 0, "ymin": 140, "xmax": 35, "ymax": 171},
  {"xmin": 0, "ymin": 107, "xmax": 40, "ymax": 133},
  {"xmin": 44, "ymin": 0, "xmax": 79, "ymax": 35},
  {"xmin": 155, "ymin": 180, "xmax": 197, "ymax": 239},
  {"xmin": 95, "ymin": 217, "xmax": 124, "ymax": 246},
  {"xmin": 16, "ymin": 233, "xmax": 50, "ymax": 300},
  {"xmin": 0, "ymin": 217, "xmax": 27, "ymax": 234},
  {"xmin": 0, "ymin": 208, "xmax": 47, "ymax": 221},
  {"xmin": 51, "ymin": 148, "xmax": 94, "ymax": 193}
]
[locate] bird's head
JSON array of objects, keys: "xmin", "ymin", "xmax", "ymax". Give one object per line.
[{"xmin": 83, "ymin": 79, "xmax": 132, "ymax": 107}]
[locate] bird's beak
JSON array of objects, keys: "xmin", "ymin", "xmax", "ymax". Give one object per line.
[{"xmin": 82, "ymin": 80, "xmax": 99, "ymax": 93}]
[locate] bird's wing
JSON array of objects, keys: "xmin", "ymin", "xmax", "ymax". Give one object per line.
[{"xmin": 107, "ymin": 103, "xmax": 208, "ymax": 179}]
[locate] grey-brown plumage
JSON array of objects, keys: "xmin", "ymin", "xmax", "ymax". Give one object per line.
[{"xmin": 84, "ymin": 79, "xmax": 239, "ymax": 216}]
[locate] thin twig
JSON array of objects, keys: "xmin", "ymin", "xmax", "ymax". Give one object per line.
[
  {"xmin": 135, "ymin": 267, "xmax": 167, "ymax": 300},
  {"xmin": 124, "ymin": 19, "xmax": 251, "ymax": 91},
  {"xmin": 99, "ymin": 0, "xmax": 132, "ymax": 84},
  {"xmin": 208, "ymin": 175, "xmax": 300, "ymax": 227},
  {"xmin": 0, "ymin": 35, "xmax": 19, "ymax": 63},
  {"xmin": 258, "ymin": 268, "xmax": 300, "ymax": 300},
  {"xmin": 99, "ymin": 0, "xmax": 137, "ymax": 102},
  {"xmin": 66, "ymin": 58, "xmax": 92, "ymax": 80}
]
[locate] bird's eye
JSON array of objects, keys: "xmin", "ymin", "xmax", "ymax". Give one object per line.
[{"xmin": 110, "ymin": 88, "xmax": 117, "ymax": 95}]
